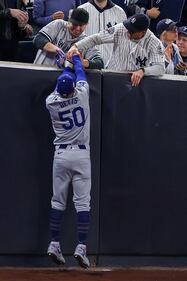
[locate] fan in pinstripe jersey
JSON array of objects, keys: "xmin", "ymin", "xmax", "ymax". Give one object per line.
[
  {"xmin": 78, "ymin": 0, "xmax": 127, "ymax": 66},
  {"xmin": 67, "ymin": 13, "xmax": 165, "ymax": 86}
]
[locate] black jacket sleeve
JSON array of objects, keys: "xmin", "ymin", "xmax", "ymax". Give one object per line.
[
  {"xmin": 87, "ymin": 57, "xmax": 104, "ymax": 70},
  {"xmin": 33, "ymin": 32, "xmax": 50, "ymax": 49},
  {"xmin": 0, "ymin": 7, "xmax": 11, "ymax": 19}
]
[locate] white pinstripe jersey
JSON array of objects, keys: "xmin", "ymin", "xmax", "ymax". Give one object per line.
[
  {"xmin": 78, "ymin": 2, "xmax": 127, "ymax": 65},
  {"xmin": 76, "ymin": 23, "xmax": 165, "ymax": 74},
  {"xmin": 34, "ymin": 19, "xmax": 101, "ymax": 66},
  {"xmin": 46, "ymin": 81, "xmax": 90, "ymax": 146}
]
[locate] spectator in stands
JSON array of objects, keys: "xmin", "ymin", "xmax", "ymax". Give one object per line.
[
  {"xmin": 113, "ymin": 0, "xmax": 160, "ymax": 18},
  {"xmin": 78, "ymin": 0, "xmax": 127, "ymax": 66},
  {"xmin": 0, "ymin": 0, "xmax": 33, "ymax": 61},
  {"xmin": 156, "ymin": 19, "xmax": 182, "ymax": 74},
  {"xmin": 67, "ymin": 14, "xmax": 165, "ymax": 86},
  {"xmin": 125, "ymin": 0, "xmax": 185, "ymax": 34},
  {"xmin": 176, "ymin": 26, "xmax": 187, "ymax": 75},
  {"xmin": 33, "ymin": 8, "xmax": 104, "ymax": 69},
  {"xmin": 33, "ymin": 0, "xmax": 81, "ymax": 32}
]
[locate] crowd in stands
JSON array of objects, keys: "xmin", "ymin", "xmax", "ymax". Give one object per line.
[{"xmin": 0, "ymin": 0, "xmax": 187, "ymax": 77}]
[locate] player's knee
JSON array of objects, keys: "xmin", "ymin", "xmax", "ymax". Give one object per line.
[{"xmin": 51, "ymin": 199, "xmax": 66, "ymax": 211}]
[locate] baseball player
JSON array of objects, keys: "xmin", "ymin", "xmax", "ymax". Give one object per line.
[
  {"xmin": 46, "ymin": 54, "xmax": 91, "ymax": 268},
  {"xmin": 33, "ymin": 8, "xmax": 104, "ymax": 69},
  {"xmin": 67, "ymin": 13, "xmax": 165, "ymax": 86},
  {"xmin": 78, "ymin": 0, "xmax": 127, "ymax": 65}
]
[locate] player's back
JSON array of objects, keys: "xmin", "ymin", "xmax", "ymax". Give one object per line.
[{"xmin": 46, "ymin": 81, "xmax": 90, "ymax": 146}]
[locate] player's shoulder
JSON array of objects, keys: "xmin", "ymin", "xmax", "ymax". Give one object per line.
[
  {"xmin": 114, "ymin": 23, "xmax": 127, "ymax": 35},
  {"xmin": 101, "ymin": 22, "xmax": 125, "ymax": 40},
  {"xmin": 143, "ymin": 29, "xmax": 161, "ymax": 45},
  {"xmin": 46, "ymin": 89, "xmax": 55, "ymax": 97},
  {"xmin": 144, "ymin": 30, "xmax": 164, "ymax": 53},
  {"xmin": 145, "ymin": 29, "xmax": 157, "ymax": 40},
  {"xmin": 40, "ymin": 19, "xmax": 67, "ymax": 35},
  {"xmin": 76, "ymin": 80, "xmax": 89, "ymax": 89},
  {"xmin": 46, "ymin": 91, "xmax": 55, "ymax": 107},
  {"xmin": 52, "ymin": 19, "xmax": 68, "ymax": 29},
  {"xmin": 76, "ymin": 80, "xmax": 89, "ymax": 94},
  {"xmin": 44, "ymin": 19, "xmax": 66, "ymax": 28}
]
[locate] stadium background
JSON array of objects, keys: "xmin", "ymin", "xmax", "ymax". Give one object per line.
[{"xmin": 0, "ymin": 64, "xmax": 187, "ymax": 280}]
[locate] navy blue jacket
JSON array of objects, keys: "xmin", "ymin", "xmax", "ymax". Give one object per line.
[
  {"xmin": 181, "ymin": 0, "xmax": 187, "ymax": 25},
  {"xmin": 137, "ymin": 0, "xmax": 185, "ymax": 33}
]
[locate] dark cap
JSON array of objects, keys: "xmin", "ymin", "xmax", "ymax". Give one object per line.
[
  {"xmin": 178, "ymin": 26, "xmax": 187, "ymax": 37},
  {"xmin": 69, "ymin": 8, "xmax": 89, "ymax": 25},
  {"xmin": 57, "ymin": 74, "xmax": 75, "ymax": 97},
  {"xmin": 156, "ymin": 18, "xmax": 179, "ymax": 37},
  {"xmin": 123, "ymin": 14, "xmax": 150, "ymax": 33}
]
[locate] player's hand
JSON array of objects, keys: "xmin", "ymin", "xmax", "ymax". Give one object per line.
[
  {"xmin": 10, "ymin": 9, "xmax": 28, "ymax": 23},
  {"xmin": 131, "ymin": 69, "xmax": 144, "ymax": 87},
  {"xmin": 146, "ymin": 7, "xmax": 160, "ymax": 19},
  {"xmin": 52, "ymin": 11, "xmax": 64, "ymax": 20},
  {"xmin": 55, "ymin": 49, "xmax": 66, "ymax": 68},
  {"xmin": 82, "ymin": 59, "xmax": 89, "ymax": 68},
  {"xmin": 67, "ymin": 45, "xmax": 79, "ymax": 60},
  {"xmin": 71, "ymin": 52, "xmax": 88, "ymax": 67}
]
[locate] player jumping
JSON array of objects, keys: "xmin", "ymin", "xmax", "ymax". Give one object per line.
[{"xmin": 46, "ymin": 54, "xmax": 91, "ymax": 268}]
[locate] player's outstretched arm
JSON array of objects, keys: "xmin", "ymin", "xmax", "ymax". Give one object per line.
[{"xmin": 72, "ymin": 55, "xmax": 87, "ymax": 83}]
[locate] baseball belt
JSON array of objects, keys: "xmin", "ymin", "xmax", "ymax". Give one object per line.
[{"xmin": 59, "ymin": 144, "xmax": 86, "ymax": 149}]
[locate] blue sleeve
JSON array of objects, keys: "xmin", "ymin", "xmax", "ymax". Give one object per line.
[
  {"xmin": 62, "ymin": 66, "xmax": 75, "ymax": 76},
  {"xmin": 33, "ymin": 0, "xmax": 53, "ymax": 27},
  {"xmin": 0, "ymin": 8, "xmax": 11, "ymax": 19},
  {"xmin": 72, "ymin": 55, "xmax": 87, "ymax": 83}
]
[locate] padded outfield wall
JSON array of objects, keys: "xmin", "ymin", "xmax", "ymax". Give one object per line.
[{"xmin": 0, "ymin": 63, "xmax": 187, "ymax": 266}]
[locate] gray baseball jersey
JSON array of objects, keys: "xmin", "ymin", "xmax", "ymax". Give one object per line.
[
  {"xmin": 34, "ymin": 19, "xmax": 101, "ymax": 66},
  {"xmin": 78, "ymin": 2, "xmax": 127, "ymax": 65},
  {"xmin": 46, "ymin": 80, "xmax": 90, "ymax": 146},
  {"xmin": 46, "ymin": 80, "xmax": 91, "ymax": 212},
  {"xmin": 75, "ymin": 23, "xmax": 165, "ymax": 75}
]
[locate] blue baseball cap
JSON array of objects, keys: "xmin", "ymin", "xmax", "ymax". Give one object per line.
[
  {"xmin": 57, "ymin": 74, "xmax": 75, "ymax": 97},
  {"xmin": 156, "ymin": 18, "xmax": 179, "ymax": 37},
  {"xmin": 123, "ymin": 14, "xmax": 150, "ymax": 33},
  {"xmin": 178, "ymin": 26, "xmax": 187, "ymax": 37}
]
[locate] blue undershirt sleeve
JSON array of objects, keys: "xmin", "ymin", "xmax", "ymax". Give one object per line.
[{"xmin": 72, "ymin": 55, "xmax": 87, "ymax": 83}]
